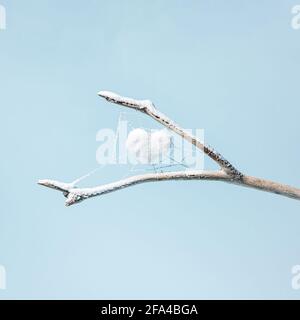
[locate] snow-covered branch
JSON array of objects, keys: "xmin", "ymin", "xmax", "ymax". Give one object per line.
[
  {"xmin": 98, "ymin": 91, "xmax": 242, "ymax": 177},
  {"xmin": 38, "ymin": 90, "xmax": 300, "ymax": 206},
  {"xmin": 38, "ymin": 170, "xmax": 300, "ymax": 206}
]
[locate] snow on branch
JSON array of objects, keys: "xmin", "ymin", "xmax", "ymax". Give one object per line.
[
  {"xmin": 98, "ymin": 91, "xmax": 155, "ymax": 112},
  {"xmin": 38, "ymin": 170, "xmax": 229, "ymax": 206},
  {"xmin": 38, "ymin": 90, "xmax": 300, "ymax": 206},
  {"xmin": 38, "ymin": 170, "xmax": 300, "ymax": 206},
  {"xmin": 98, "ymin": 91, "xmax": 242, "ymax": 177}
]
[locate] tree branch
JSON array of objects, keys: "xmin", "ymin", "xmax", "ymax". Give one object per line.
[
  {"xmin": 98, "ymin": 91, "xmax": 243, "ymax": 178},
  {"xmin": 38, "ymin": 90, "xmax": 300, "ymax": 206},
  {"xmin": 38, "ymin": 170, "xmax": 300, "ymax": 206}
]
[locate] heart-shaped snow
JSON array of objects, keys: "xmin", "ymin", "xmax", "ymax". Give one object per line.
[{"xmin": 126, "ymin": 128, "xmax": 171, "ymax": 164}]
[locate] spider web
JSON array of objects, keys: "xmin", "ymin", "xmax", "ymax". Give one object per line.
[{"xmin": 71, "ymin": 111, "xmax": 202, "ymax": 186}]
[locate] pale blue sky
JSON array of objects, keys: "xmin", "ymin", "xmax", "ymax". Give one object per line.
[{"xmin": 0, "ymin": 0, "xmax": 300, "ymax": 299}]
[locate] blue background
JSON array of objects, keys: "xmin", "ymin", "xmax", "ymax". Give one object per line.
[{"xmin": 0, "ymin": 0, "xmax": 300, "ymax": 299}]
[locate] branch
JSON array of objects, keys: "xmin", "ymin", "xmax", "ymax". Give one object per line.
[
  {"xmin": 38, "ymin": 90, "xmax": 300, "ymax": 206},
  {"xmin": 38, "ymin": 170, "xmax": 300, "ymax": 206},
  {"xmin": 98, "ymin": 91, "xmax": 243, "ymax": 178}
]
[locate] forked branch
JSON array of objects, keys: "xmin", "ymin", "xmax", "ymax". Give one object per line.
[
  {"xmin": 38, "ymin": 91, "xmax": 300, "ymax": 206},
  {"xmin": 98, "ymin": 91, "xmax": 242, "ymax": 177}
]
